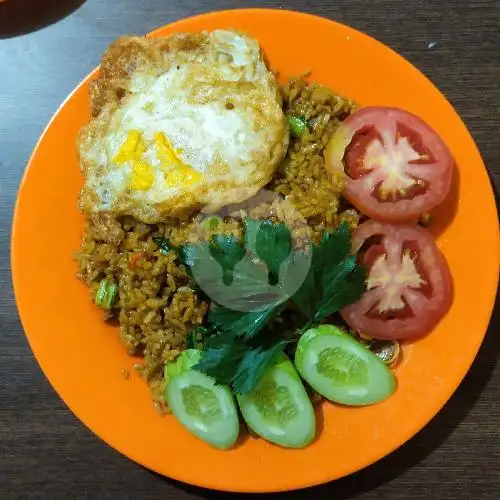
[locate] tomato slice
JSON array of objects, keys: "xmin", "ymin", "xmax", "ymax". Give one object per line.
[
  {"xmin": 325, "ymin": 107, "xmax": 453, "ymax": 221},
  {"xmin": 341, "ymin": 220, "xmax": 452, "ymax": 339}
]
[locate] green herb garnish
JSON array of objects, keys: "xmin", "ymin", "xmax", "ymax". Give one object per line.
[
  {"xmin": 201, "ymin": 215, "xmax": 223, "ymax": 232},
  {"xmin": 292, "ymin": 222, "xmax": 367, "ymax": 324},
  {"xmin": 178, "ymin": 232, "xmax": 289, "ymax": 312},
  {"xmin": 287, "ymin": 115, "xmax": 309, "ymax": 137},
  {"xmin": 185, "ymin": 324, "xmax": 216, "ymax": 349},
  {"xmin": 184, "ymin": 222, "xmax": 366, "ymax": 394},
  {"xmin": 208, "ymin": 303, "xmax": 282, "ymax": 341},
  {"xmin": 208, "ymin": 235, "xmax": 246, "ymax": 286},
  {"xmin": 177, "ymin": 243, "xmax": 198, "ymax": 267},
  {"xmin": 95, "ymin": 278, "xmax": 118, "ymax": 309},
  {"xmin": 153, "ymin": 236, "xmax": 172, "ymax": 255},
  {"xmin": 194, "ymin": 330, "xmax": 291, "ymax": 394},
  {"xmin": 254, "ymin": 220, "xmax": 292, "ymax": 285}
]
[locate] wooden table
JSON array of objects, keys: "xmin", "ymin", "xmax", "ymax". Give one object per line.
[{"xmin": 1, "ymin": 0, "xmax": 499, "ymax": 498}]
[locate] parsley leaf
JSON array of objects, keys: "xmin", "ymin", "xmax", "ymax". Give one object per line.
[
  {"xmin": 183, "ymin": 221, "xmax": 367, "ymax": 395},
  {"xmin": 193, "ymin": 332, "xmax": 248, "ymax": 386},
  {"xmin": 292, "ymin": 222, "xmax": 366, "ymax": 322},
  {"xmin": 208, "ymin": 302, "xmax": 281, "ymax": 340},
  {"xmin": 315, "ymin": 264, "xmax": 367, "ymax": 319},
  {"xmin": 254, "ymin": 220, "xmax": 292, "ymax": 285},
  {"xmin": 243, "ymin": 218, "xmax": 263, "ymax": 250},
  {"xmin": 185, "ymin": 324, "xmax": 215, "ymax": 349},
  {"xmin": 180, "ymin": 224, "xmax": 292, "ymax": 311},
  {"xmin": 208, "ymin": 235, "xmax": 246, "ymax": 286},
  {"xmin": 287, "ymin": 115, "xmax": 310, "ymax": 137},
  {"xmin": 177, "ymin": 242, "xmax": 199, "ymax": 267},
  {"xmin": 231, "ymin": 340, "xmax": 290, "ymax": 394},
  {"xmin": 187, "ymin": 249, "xmax": 287, "ymax": 311},
  {"xmin": 287, "ymin": 252, "xmax": 317, "ymax": 319},
  {"xmin": 194, "ymin": 331, "xmax": 290, "ymax": 394},
  {"xmin": 153, "ymin": 236, "xmax": 172, "ymax": 255}
]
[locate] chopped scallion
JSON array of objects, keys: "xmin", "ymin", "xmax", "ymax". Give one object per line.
[
  {"xmin": 201, "ymin": 215, "xmax": 222, "ymax": 232},
  {"xmin": 95, "ymin": 278, "xmax": 118, "ymax": 309},
  {"xmin": 287, "ymin": 115, "xmax": 309, "ymax": 137}
]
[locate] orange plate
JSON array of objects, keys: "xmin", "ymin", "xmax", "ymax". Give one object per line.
[{"xmin": 11, "ymin": 9, "xmax": 500, "ymax": 493}]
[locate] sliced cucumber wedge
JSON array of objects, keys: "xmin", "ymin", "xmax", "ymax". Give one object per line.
[
  {"xmin": 237, "ymin": 353, "xmax": 315, "ymax": 448},
  {"xmin": 295, "ymin": 325, "xmax": 396, "ymax": 406},
  {"xmin": 165, "ymin": 349, "xmax": 240, "ymax": 450}
]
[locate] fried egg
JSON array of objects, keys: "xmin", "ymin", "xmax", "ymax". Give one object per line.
[{"xmin": 78, "ymin": 30, "xmax": 289, "ymax": 222}]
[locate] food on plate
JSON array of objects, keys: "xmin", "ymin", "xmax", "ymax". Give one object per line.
[
  {"xmin": 77, "ymin": 30, "xmax": 289, "ymax": 223},
  {"xmin": 94, "ymin": 277, "xmax": 118, "ymax": 309},
  {"xmin": 77, "ymin": 68, "xmax": 357, "ymax": 398},
  {"xmin": 165, "ymin": 349, "xmax": 239, "ymax": 450},
  {"xmin": 294, "ymin": 325, "xmax": 396, "ymax": 406},
  {"xmin": 76, "ymin": 30, "xmax": 454, "ymax": 450},
  {"xmin": 287, "ymin": 115, "xmax": 309, "ymax": 137},
  {"xmin": 325, "ymin": 107, "xmax": 454, "ymax": 221},
  {"xmin": 237, "ymin": 353, "xmax": 316, "ymax": 448},
  {"xmin": 340, "ymin": 220, "xmax": 453, "ymax": 339}
]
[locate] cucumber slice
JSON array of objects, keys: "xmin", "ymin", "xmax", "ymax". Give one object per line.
[
  {"xmin": 237, "ymin": 353, "xmax": 316, "ymax": 448},
  {"xmin": 165, "ymin": 350, "xmax": 240, "ymax": 450},
  {"xmin": 295, "ymin": 325, "xmax": 396, "ymax": 406}
]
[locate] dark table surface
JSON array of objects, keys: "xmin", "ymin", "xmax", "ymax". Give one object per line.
[{"xmin": 1, "ymin": 0, "xmax": 499, "ymax": 498}]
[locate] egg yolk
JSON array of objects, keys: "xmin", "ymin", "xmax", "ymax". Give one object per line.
[
  {"xmin": 113, "ymin": 130, "xmax": 146, "ymax": 164},
  {"xmin": 154, "ymin": 132, "xmax": 186, "ymax": 169},
  {"xmin": 164, "ymin": 165, "xmax": 202, "ymax": 188},
  {"xmin": 113, "ymin": 130, "xmax": 202, "ymax": 192},
  {"xmin": 155, "ymin": 132, "xmax": 202, "ymax": 188},
  {"xmin": 113, "ymin": 130, "xmax": 154, "ymax": 191},
  {"xmin": 129, "ymin": 160, "xmax": 155, "ymax": 191}
]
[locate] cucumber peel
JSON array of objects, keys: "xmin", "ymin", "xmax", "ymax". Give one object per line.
[
  {"xmin": 165, "ymin": 349, "xmax": 240, "ymax": 450},
  {"xmin": 295, "ymin": 325, "xmax": 396, "ymax": 406},
  {"xmin": 237, "ymin": 353, "xmax": 316, "ymax": 448}
]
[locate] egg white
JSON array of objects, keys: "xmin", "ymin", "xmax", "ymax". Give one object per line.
[{"xmin": 78, "ymin": 30, "xmax": 289, "ymax": 222}]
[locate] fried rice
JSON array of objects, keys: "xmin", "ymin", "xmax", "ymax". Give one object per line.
[{"xmin": 76, "ymin": 78, "xmax": 359, "ymax": 410}]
